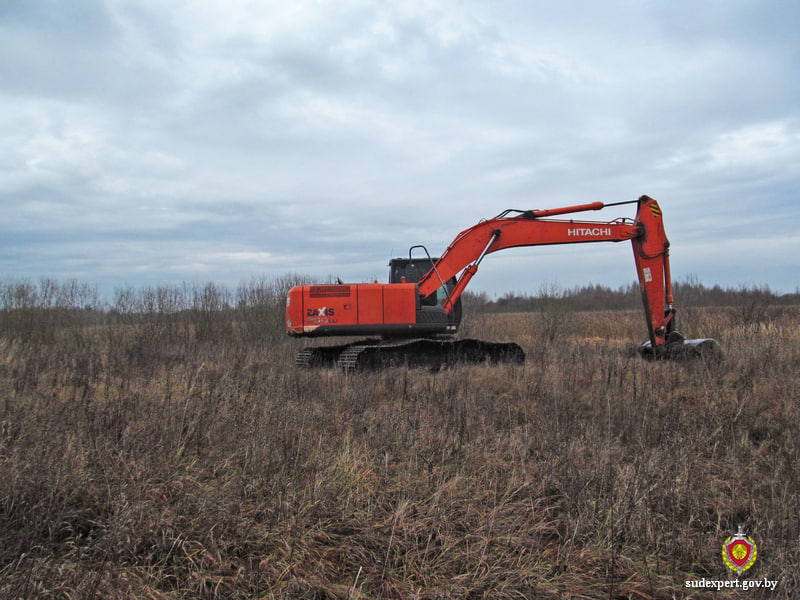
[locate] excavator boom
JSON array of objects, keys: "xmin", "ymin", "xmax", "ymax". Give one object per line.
[{"xmin": 286, "ymin": 195, "xmax": 720, "ymax": 369}]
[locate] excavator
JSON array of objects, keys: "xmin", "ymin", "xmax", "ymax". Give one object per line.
[{"xmin": 285, "ymin": 195, "xmax": 721, "ymax": 370}]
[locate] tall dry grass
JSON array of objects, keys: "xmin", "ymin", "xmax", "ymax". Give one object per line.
[{"xmin": 1, "ymin": 285, "xmax": 798, "ymax": 598}]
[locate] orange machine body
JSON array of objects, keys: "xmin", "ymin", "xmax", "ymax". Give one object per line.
[{"xmin": 286, "ymin": 282, "xmax": 423, "ymax": 337}]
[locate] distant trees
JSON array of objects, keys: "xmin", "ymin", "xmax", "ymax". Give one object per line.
[
  {"xmin": 0, "ymin": 275, "xmax": 312, "ymax": 343},
  {"xmin": 1, "ymin": 275, "xmax": 796, "ymax": 344},
  {"xmin": 465, "ymin": 279, "xmax": 797, "ymax": 313}
]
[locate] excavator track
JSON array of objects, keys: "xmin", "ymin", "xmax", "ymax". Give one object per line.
[
  {"xmin": 295, "ymin": 339, "xmax": 379, "ymax": 368},
  {"xmin": 297, "ymin": 338, "xmax": 525, "ymax": 372}
]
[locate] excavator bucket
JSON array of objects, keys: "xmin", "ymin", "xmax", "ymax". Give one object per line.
[{"xmin": 638, "ymin": 331, "xmax": 723, "ymax": 361}]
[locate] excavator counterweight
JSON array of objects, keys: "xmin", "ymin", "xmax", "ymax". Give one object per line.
[{"xmin": 286, "ymin": 196, "xmax": 721, "ymax": 370}]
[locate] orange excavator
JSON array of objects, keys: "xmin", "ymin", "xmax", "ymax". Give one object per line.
[{"xmin": 286, "ymin": 195, "xmax": 720, "ymax": 370}]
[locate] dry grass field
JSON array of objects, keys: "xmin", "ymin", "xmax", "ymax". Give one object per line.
[{"xmin": 1, "ymin": 287, "xmax": 799, "ymax": 599}]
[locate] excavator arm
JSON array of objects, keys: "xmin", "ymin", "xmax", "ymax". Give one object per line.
[{"xmin": 415, "ymin": 195, "xmax": 674, "ymax": 347}]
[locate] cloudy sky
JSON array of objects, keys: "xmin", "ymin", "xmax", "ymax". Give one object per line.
[{"xmin": 2, "ymin": 0, "xmax": 799, "ymax": 299}]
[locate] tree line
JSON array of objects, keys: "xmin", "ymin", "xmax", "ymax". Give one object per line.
[
  {"xmin": 1, "ymin": 275, "xmax": 796, "ymax": 342},
  {"xmin": 463, "ymin": 279, "xmax": 799, "ymax": 313}
]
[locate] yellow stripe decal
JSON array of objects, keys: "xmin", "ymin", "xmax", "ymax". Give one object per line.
[{"xmin": 650, "ymin": 204, "xmax": 662, "ymax": 218}]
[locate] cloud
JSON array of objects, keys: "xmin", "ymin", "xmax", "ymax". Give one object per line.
[{"xmin": 2, "ymin": 0, "xmax": 800, "ymax": 297}]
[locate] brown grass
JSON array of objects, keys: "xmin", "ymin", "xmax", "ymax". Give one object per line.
[{"xmin": 1, "ymin": 303, "xmax": 799, "ymax": 599}]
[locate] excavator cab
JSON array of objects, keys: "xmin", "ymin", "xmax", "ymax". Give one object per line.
[{"xmin": 388, "ymin": 257, "xmax": 463, "ymax": 329}]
